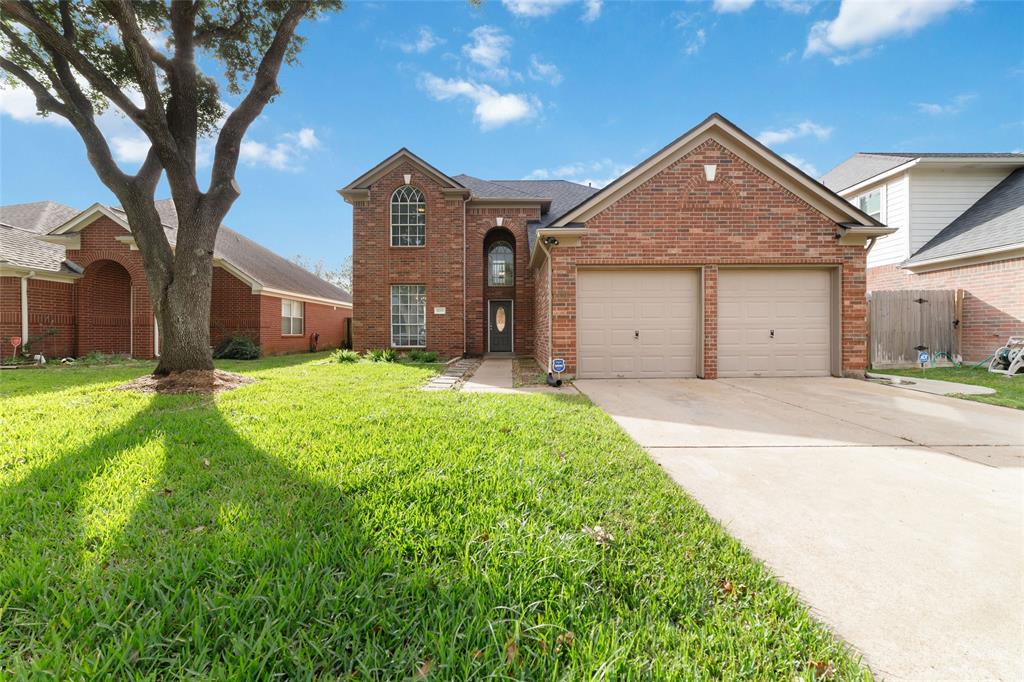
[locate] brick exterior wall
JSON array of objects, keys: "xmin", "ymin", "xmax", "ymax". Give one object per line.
[
  {"xmin": 868, "ymin": 258, "xmax": 1024, "ymax": 362},
  {"xmin": 467, "ymin": 208, "xmax": 540, "ymax": 355},
  {"xmin": 537, "ymin": 139, "xmax": 869, "ymax": 378},
  {"xmin": 350, "ymin": 160, "xmax": 466, "ymax": 357},
  {"xmin": 0, "ymin": 276, "xmax": 76, "ymax": 358},
  {"xmin": 258, "ymin": 294, "xmax": 349, "ymax": 355},
  {"xmin": 532, "ymin": 255, "xmax": 551, "ymax": 370},
  {"xmin": 3, "ymin": 215, "xmax": 348, "ymax": 360}
]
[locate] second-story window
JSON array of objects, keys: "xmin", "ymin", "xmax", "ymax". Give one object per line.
[
  {"xmin": 488, "ymin": 242, "xmax": 514, "ymax": 286},
  {"xmin": 858, "ymin": 189, "xmax": 883, "ymax": 221},
  {"xmin": 391, "ymin": 185, "xmax": 426, "ymax": 246}
]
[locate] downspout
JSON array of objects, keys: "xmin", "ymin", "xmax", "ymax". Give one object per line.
[
  {"xmin": 537, "ymin": 239, "xmax": 553, "ymax": 372},
  {"xmin": 462, "ymin": 195, "xmax": 468, "ymax": 356},
  {"xmin": 20, "ymin": 271, "xmax": 34, "ymax": 343}
]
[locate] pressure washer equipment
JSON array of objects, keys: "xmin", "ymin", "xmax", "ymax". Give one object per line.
[{"xmin": 988, "ymin": 337, "xmax": 1024, "ymax": 376}]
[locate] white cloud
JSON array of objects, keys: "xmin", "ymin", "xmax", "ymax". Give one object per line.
[
  {"xmin": 502, "ymin": 0, "xmax": 601, "ymax": 21},
  {"xmin": 525, "ymin": 158, "xmax": 632, "ymax": 188},
  {"xmin": 239, "ymin": 127, "xmax": 323, "ymax": 171},
  {"xmin": 419, "ymin": 74, "xmax": 539, "ymax": 130},
  {"xmin": 713, "ymin": 0, "xmax": 755, "ymax": 12},
  {"xmin": 528, "ymin": 55, "xmax": 563, "ymax": 86},
  {"xmin": 756, "ymin": 120, "xmax": 833, "ymax": 146},
  {"xmin": 806, "ymin": 0, "xmax": 971, "ymax": 62},
  {"xmin": 461, "ymin": 25, "xmax": 519, "ymax": 80},
  {"xmin": 915, "ymin": 93, "xmax": 976, "ymax": 115},
  {"xmin": 782, "ymin": 153, "xmax": 819, "ymax": 177},
  {"xmin": 502, "ymin": 0, "xmax": 573, "ymax": 18},
  {"xmin": 0, "ymin": 84, "xmax": 70, "ymax": 125},
  {"xmin": 686, "ymin": 28, "xmax": 707, "ymax": 56},
  {"xmin": 768, "ymin": 0, "xmax": 813, "ymax": 13},
  {"xmin": 400, "ymin": 27, "xmax": 444, "ymax": 54}
]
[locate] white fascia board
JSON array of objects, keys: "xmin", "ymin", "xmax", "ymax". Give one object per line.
[
  {"xmin": 255, "ymin": 287, "xmax": 353, "ymax": 308},
  {"xmin": 0, "ymin": 264, "xmax": 81, "ymax": 282},
  {"xmin": 49, "ymin": 203, "xmax": 130, "ymax": 235},
  {"xmin": 901, "ymin": 243, "xmax": 1024, "ymax": 271}
]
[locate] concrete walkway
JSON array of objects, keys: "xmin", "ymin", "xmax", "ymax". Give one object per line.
[
  {"xmin": 867, "ymin": 371, "xmax": 997, "ymax": 396},
  {"xmin": 461, "ymin": 358, "xmax": 573, "ymax": 395},
  {"xmin": 576, "ymin": 377, "xmax": 1024, "ymax": 681}
]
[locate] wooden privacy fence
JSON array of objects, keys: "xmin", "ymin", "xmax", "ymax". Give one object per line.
[{"xmin": 868, "ymin": 289, "xmax": 963, "ymax": 368}]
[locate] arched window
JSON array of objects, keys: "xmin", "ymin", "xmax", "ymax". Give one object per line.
[
  {"xmin": 391, "ymin": 186, "xmax": 425, "ymax": 246},
  {"xmin": 488, "ymin": 241, "xmax": 514, "ymax": 286}
]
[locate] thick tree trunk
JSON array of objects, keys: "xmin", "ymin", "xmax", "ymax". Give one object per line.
[
  {"xmin": 152, "ymin": 257, "xmax": 214, "ymax": 375},
  {"xmin": 118, "ymin": 194, "xmax": 219, "ymax": 376}
]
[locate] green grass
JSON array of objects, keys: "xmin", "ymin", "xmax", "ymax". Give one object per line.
[
  {"xmin": 1, "ymin": 354, "xmax": 868, "ymax": 679},
  {"xmin": 872, "ymin": 366, "xmax": 1024, "ymax": 410}
]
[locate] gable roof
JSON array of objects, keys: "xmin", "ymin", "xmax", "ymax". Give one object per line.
[
  {"xmin": 821, "ymin": 152, "xmax": 1024, "ymax": 193},
  {"xmin": 905, "ymin": 168, "xmax": 1024, "ymax": 266},
  {"xmin": 0, "ymin": 199, "xmax": 350, "ymax": 305},
  {"xmin": 0, "ymin": 200, "xmax": 81, "ymax": 235},
  {"xmin": 544, "ymin": 113, "xmax": 883, "ymax": 231},
  {"xmin": 339, "ymin": 148, "xmax": 468, "ymax": 200}
]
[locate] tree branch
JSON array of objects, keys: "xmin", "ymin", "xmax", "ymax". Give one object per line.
[
  {"xmin": 0, "ymin": 55, "xmax": 70, "ymax": 119},
  {"xmin": 3, "ymin": 0, "xmax": 146, "ymax": 125},
  {"xmin": 208, "ymin": 1, "xmax": 311, "ymax": 203}
]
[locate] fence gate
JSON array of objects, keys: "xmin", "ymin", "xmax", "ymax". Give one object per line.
[{"xmin": 868, "ymin": 289, "xmax": 961, "ymax": 368}]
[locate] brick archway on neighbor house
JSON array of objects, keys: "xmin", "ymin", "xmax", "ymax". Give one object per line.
[{"xmin": 76, "ymin": 258, "xmax": 152, "ymax": 357}]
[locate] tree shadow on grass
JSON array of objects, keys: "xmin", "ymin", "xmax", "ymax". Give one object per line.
[{"xmin": 0, "ymin": 392, "xmax": 434, "ymax": 678}]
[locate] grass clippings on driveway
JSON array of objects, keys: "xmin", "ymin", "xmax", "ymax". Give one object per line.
[
  {"xmin": 1, "ymin": 353, "xmax": 869, "ymax": 679},
  {"xmin": 872, "ymin": 366, "xmax": 1024, "ymax": 410}
]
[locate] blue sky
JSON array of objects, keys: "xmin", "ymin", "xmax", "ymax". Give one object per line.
[{"xmin": 1, "ymin": 0, "xmax": 1022, "ymax": 268}]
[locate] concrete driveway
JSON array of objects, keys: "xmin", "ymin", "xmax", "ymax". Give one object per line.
[{"xmin": 575, "ymin": 377, "xmax": 1024, "ymax": 681}]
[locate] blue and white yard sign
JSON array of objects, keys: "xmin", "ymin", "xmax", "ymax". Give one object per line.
[
  {"xmin": 552, "ymin": 358, "xmax": 566, "ymax": 374},
  {"xmin": 918, "ymin": 351, "xmax": 930, "ymax": 365}
]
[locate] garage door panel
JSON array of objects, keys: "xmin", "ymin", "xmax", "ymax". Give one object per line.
[
  {"xmin": 718, "ymin": 269, "xmax": 832, "ymax": 378},
  {"xmin": 577, "ymin": 270, "xmax": 699, "ymax": 379}
]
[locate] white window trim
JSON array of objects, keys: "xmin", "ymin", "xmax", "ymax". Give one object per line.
[
  {"xmin": 390, "ymin": 284, "xmax": 427, "ymax": 348},
  {"xmin": 281, "ymin": 298, "xmax": 305, "ymax": 337},
  {"xmin": 390, "ymin": 185, "xmax": 426, "ymax": 248},
  {"xmin": 857, "ymin": 186, "xmax": 886, "ymax": 223}
]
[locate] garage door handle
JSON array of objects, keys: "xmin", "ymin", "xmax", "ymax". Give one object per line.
[
  {"xmin": 634, "ymin": 330, "xmax": 639, "ymax": 339},
  {"xmin": 770, "ymin": 329, "xmax": 775, "ymax": 339}
]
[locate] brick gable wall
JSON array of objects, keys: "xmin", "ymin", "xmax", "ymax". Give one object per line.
[
  {"xmin": 539, "ymin": 139, "xmax": 869, "ymax": 378},
  {"xmin": 350, "ymin": 161, "xmax": 466, "ymax": 357},
  {"xmin": 868, "ymin": 258, "xmax": 1024, "ymax": 362}
]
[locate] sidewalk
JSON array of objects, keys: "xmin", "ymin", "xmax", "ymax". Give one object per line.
[{"xmin": 462, "ymin": 358, "xmax": 574, "ymax": 395}]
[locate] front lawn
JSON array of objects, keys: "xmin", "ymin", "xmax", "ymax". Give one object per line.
[
  {"xmin": 871, "ymin": 366, "xmax": 1024, "ymax": 410},
  {"xmin": 1, "ymin": 354, "xmax": 868, "ymax": 679}
]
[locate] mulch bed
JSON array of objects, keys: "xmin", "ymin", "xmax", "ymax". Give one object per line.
[{"xmin": 114, "ymin": 369, "xmax": 254, "ymax": 395}]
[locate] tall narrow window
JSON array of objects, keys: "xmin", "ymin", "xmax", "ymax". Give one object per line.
[
  {"xmin": 391, "ymin": 285, "xmax": 426, "ymax": 347},
  {"xmin": 281, "ymin": 299, "xmax": 304, "ymax": 335},
  {"xmin": 488, "ymin": 242, "xmax": 514, "ymax": 286},
  {"xmin": 391, "ymin": 186, "xmax": 426, "ymax": 246}
]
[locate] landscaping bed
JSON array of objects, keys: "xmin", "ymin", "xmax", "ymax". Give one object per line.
[{"xmin": 1, "ymin": 353, "xmax": 868, "ymax": 678}]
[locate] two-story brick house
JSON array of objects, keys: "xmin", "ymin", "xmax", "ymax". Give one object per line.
[{"xmin": 340, "ymin": 113, "xmax": 890, "ymax": 379}]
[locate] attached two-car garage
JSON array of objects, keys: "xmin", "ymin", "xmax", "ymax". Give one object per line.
[{"xmin": 575, "ymin": 268, "xmax": 834, "ymax": 379}]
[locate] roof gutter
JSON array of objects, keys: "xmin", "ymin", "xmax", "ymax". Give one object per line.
[
  {"xmin": 529, "ymin": 226, "xmax": 587, "ymax": 268},
  {"xmin": 901, "ymin": 243, "xmax": 1024, "ymax": 272}
]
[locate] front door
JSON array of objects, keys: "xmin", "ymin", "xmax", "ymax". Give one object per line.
[{"xmin": 489, "ymin": 300, "xmax": 513, "ymax": 352}]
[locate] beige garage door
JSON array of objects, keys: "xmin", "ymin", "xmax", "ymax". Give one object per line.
[
  {"xmin": 577, "ymin": 269, "xmax": 699, "ymax": 378},
  {"xmin": 718, "ymin": 269, "xmax": 832, "ymax": 378}
]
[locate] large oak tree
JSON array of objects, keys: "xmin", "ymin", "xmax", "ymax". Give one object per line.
[{"xmin": 0, "ymin": 0, "xmax": 339, "ymax": 374}]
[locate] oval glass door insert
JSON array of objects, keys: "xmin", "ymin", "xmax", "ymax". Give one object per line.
[{"xmin": 495, "ymin": 307, "xmax": 507, "ymax": 332}]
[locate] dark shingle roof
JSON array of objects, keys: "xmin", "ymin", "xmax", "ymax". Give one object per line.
[
  {"xmin": 453, "ymin": 175, "xmax": 599, "ymax": 251},
  {"xmin": 821, "ymin": 152, "xmax": 1024, "ymax": 193},
  {"xmin": 906, "ymin": 168, "xmax": 1024, "ymax": 265},
  {"xmin": 110, "ymin": 200, "xmax": 351, "ymax": 304}
]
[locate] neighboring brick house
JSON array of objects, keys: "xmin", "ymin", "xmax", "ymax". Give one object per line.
[
  {"xmin": 822, "ymin": 153, "xmax": 1024, "ymax": 362},
  {"xmin": 1, "ymin": 199, "xmax": 351, "ymax": 360},
  {"xmin": 341, "ymin": 113, "xmax": 890, "ymax": 379}
]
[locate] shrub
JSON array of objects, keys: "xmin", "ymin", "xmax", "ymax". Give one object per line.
[
  {"xmin": 365, "ymin": 348, "xmax": 397, "ymax": 363},
  {"xmin": 407, "ymin": 350, "xmax": 439, "ymax": 363},
  {"xmin": 330, "ymin": 348, "xmax": 361, "ymax": 363},
  {"xmin": 213, "ymin": 335, "xmax": 261, "ymax": 360}
]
